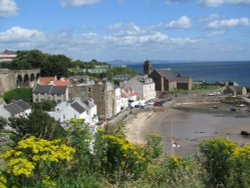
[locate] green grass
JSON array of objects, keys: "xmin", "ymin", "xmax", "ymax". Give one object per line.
[{"xmin": 192, "ymin": 84, "xmax": 221, "ymax": 91}]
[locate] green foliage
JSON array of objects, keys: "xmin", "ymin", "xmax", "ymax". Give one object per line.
[
  {"xmin": 40, "ymin": 55, "xmax": 72, "ymax": 77},
  {"xmin": 8, "ymin": 109, "xmax": 66, "ymax": 140},
  {"xmin": 1, "ymin": 136, "xmax": 75, "ymax": 187},
  {"xmin": 145, "ymin": 134, "xmax": 163, "ymax": 160},
  {"xmin": 3, "ymin": 88, "xmax": 32, "ymax": 103},
  {"xmin": 11, "ymin": 50, "xmax": 45, "ymax": 69},
  {"xmin": 192, "ymin": 84, "xmax": 221, "ymax": 91},
  {"xmin": 198, "ymin": 138, "xmax": 236, "ymax": 187},
  {"xmin": 0, "ymin": 117, "xmax": 7, "ymax": 130},
  {"xmin": 4, "ymin": 115, "xmax": 250, "ymax": 188},
  {"xmin": 32, "ymin": 100, "xmax": 56, "ymax": 111},
  {"xmin": 106, "ymin": 66, "xmax": 137, "ymax": 80}
]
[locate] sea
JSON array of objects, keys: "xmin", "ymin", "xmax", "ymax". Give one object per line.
[{"xmin": 127, "ymin": 61, "xmax": 250, "ymax": 87}]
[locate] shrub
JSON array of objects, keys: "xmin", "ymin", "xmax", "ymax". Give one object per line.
[
  {"xmin": 198, "ymin": 138, "xmax": 236, "ymax": 187},
  {"xmin": 1, "ymin": 136, "xmax": 75, "ymax": 187},
  {"xmin": 3, "ymin": 88, "xmax": 32, "ymax": 103}
]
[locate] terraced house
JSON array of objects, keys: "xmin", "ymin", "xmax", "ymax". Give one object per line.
[{"xmin": 32, "ymin": 85, "xmax": 69, "ymax": 103}]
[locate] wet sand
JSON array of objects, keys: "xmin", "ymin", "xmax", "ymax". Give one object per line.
[{"xmin": 124, "ymin": 106, "xmax": 250, "ymax": 157}]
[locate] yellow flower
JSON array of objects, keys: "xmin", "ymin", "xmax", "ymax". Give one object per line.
[{"xmin": 0, "ymin": 172, "xmax": 7, "ymax": 188}]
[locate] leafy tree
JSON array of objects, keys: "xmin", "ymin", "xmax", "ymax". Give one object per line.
[
  {"xmin": 40, "ymin": 55, "xmax": 72, "ymax": 77},
  {"xmin": 32, "ymin": 100, "xmax": 56, "ymax": 111},
  {"xmin": 106, "ymin": 66, "xmax": 137, "ymax": 80},
  {"xmin": 8, "ymin": 109, "xmax": 66, "ymax": 140},
  {"xmin": 10, "ymin": 50, "xmax": 45, "ymax": 70},
  {"xmin": 198, "ymin": 138, "xmax": 236, "ymax": 187},
  {"xmin": 0, "ymin": 117, "xmax": 7, "ymax": 130},
  {"xmin": 3, "ymin": 88, "xmax": 32, "ymax": 103}
]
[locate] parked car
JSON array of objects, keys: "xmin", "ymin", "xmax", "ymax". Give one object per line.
[
  {"xmin": 159, "ymin": 99, "xmax": 168, "ymax": 105},
  {"xmin": 153, "ymin": 102, "xmax": 162, "ymax": 107}
]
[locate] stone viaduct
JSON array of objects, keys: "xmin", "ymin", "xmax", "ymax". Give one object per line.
[{"xmin": 0, "ymin": 69, "xmax": 40, "ymax": 95}]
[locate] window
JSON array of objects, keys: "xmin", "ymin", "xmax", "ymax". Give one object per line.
[
  {"xmin": 88, "ymin": 87, "xmax": 91, "ymax": 92},
  {"xmin": 63, "ymin": 115, "xmax": 65, "ymax": 119}
]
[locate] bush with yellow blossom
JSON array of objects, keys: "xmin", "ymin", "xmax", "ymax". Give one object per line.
[{"xmin": 1, "ymin": 136, "xmax": 75, "ymax": 187}]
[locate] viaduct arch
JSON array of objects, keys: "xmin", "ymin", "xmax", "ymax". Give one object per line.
[
  {"xmin": 14, "ymin": 69, "xmax": 40, "ymax": 88},
  {"xmin": 0, "ymin": 69, "xmax": 40, "ymax": 95}
]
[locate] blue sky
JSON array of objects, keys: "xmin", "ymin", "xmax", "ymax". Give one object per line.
[{"xmin": 0, "ymin": 0, "xmax": 250, "ymax": 62}]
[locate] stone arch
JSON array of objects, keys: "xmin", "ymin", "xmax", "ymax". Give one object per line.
[
  {"xmin": 16, "ymin": 75, "xmax": 22, "ymax": 88},
  {"xmin": 23, "ymin": 74, "xmax": 29, "ymax": 87},
  {"xmin": 30, "ymin": 73, "xmax": 35, "ymax": 82},
  {"xmin": 36, "ymin": 73, "xmax": 40, "ymax": 80}
]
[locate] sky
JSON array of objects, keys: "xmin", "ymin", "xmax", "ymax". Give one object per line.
[{"xmin": 0, "ymin": 0, "xmax": 250, "ymax": 62}]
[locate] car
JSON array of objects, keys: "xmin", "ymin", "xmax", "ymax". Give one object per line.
[
  {"xmin": 230, "ymin": 108, "xmax": 237, "ymax": 111},
  {"xmin": 159, "ymin": 99, "xmax": 168, "ymax": 105},
  {"xmin": 153, "ymin": 102, "xmax": 162, "ymax": 107}
]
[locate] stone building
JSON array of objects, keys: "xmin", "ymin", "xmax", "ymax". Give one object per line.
[
  {"xmin": 0, "ymin": 50, "xmax": 16, "ymax": 63},
  {"xmin": 32, "ymin": 85, "xmax": 69, "ymax": 103},
  {"xmin": 125, "ymin": 75, "xmax": 156, "ymax": 101},
  {"xmin": 144, "ymin": 60, "xmax": 192, "ymax": 91},
  {"xmin": 223, "ymin": 86, "xmax": 247, "ymax": 96},
  {"xmin": 69, "ymin": 80, "xmax": 115, "ymax": 121}
]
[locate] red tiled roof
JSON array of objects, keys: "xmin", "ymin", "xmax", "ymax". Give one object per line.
[
  {"xmin": 38, "ymin": 77, "xmax": 71, "ymax": 86},
  {"xmin": 38, "ymin": 77, "xmax": 55, "ymax": 85},
  {"xmin": 54, "ymin": 80, "xmax": 71, "ymax": 86}
]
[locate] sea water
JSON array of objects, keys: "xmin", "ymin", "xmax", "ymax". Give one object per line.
[{"xmin": 127, "ymin": 61, "xmax": 250, "ymax": 87}]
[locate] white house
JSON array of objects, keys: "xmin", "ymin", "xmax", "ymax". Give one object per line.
[
  {"xmin": 120, "ymin": 87, "xmax": 138, "ymax": 109},
  {"xmin": 124, "ymin": 75, "xmax": 156, "ymax": 101},
  {"xmin": 0, "ymin": 100, "xmax": 32, "ymax": 118},
  {"xmin": 114, "ymin": 87, "xmax": 122, "ymax": 115},
  {"xmin": 48, "ymin": 98, "xmax": 98, "ymax": 128}
]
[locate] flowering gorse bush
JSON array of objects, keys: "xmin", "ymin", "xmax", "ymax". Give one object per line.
[
  {"xmin": 1, "ymin": 136, "xmax": 75, "ymax": 187},
  {"xmin": 0, "ymin": 172, "xmax": 7, "ymax": 188}
]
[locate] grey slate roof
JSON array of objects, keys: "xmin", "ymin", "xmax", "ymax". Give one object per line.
[
  {"xmin": 71, "ymin": 102, "xmax": 85, "ymax": 114},
  {"xmin": 33, "ymin": 85, "xmax": 67, "ymax": 95},
  {"xmin": 15, "ymin": 100, "xmax": 31, "ymax": 111},
  {"xmin": 4, "ymin": 104, "xmax": 22, "ymax": 115},
  {"xmin": 155, "ymin": 69, "xmax": 179, "ymax": 82},
  {"xmin": 33, "ymin": 85, "xmax": 53, "ymax": 94},
  {"xmin": 4, "ymin": 100, "xmax": 31, "ymax": 115},
  {"xmin": 50, "ymin": 86, "xmax": 67, "ymax": 95},
  {"xmin": 155, "ymin": 69, "xmax": 190, "ymax": 83}
]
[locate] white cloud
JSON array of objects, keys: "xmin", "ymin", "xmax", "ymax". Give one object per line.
[
  {"xmin": 166, "ymin": 16, "xmax": 192, "ymax": 29},
  {"xmin": 198, "ymin": 0, "xmax": 250, "ymax": 7},
  {"xmin": 208, "ymin": 17, "xmax": 250, "ymax": 29},
  {"xmin": 60, "ymin": 0, "xmax": 100, "ymax": 7},
  {"xmin": 0, "ymin": 26, "xmax": 44, "ymax": 42},
  {"xmin": 208, "ymin": 30, "xmax": 225, "ymax": 37},
  {"xmin": 109, "ymin": 22, "xmax": 143, "ymax": 36},
  {"xmin": 199, "ymin": 13, "xmax": 224, "ymax": 22},
  {"xmin": 0, "ymin": 0, "xmax": 18, "ymax": 17},
  {"xmin": 0, "ymin": 24, "xmax": 201, "ymax": 61}
]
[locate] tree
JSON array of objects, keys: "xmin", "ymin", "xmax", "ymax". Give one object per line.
[
  {"xmin": 8, "ymin": 109, "xmax": 66, "ymax": 140},
  {"xmin": 0, "ymin": 117, "xmax": 7, "ymax": 130},
  {"xmin": 32, "ymin": 100, "xmax": 56, "ymax": 111},
  {"xmin": 3, "ymin": 88, "xmax": 32, "ymax": 103},
  {"xmin": 10, "ymin": 50, "xmax": 45, "ymax": 69},
  {"xmin": 198, "ymin": 138, "xmax": 236, "ymax": 187},
  {"xmin": 40, "ymin": 55, "xmax": 72, "ymax": 77}
]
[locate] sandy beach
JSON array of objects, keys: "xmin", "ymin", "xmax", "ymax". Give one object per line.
[{"xmin": 124, "ymin": 105, "xmax": 250, "ymax": 156}]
